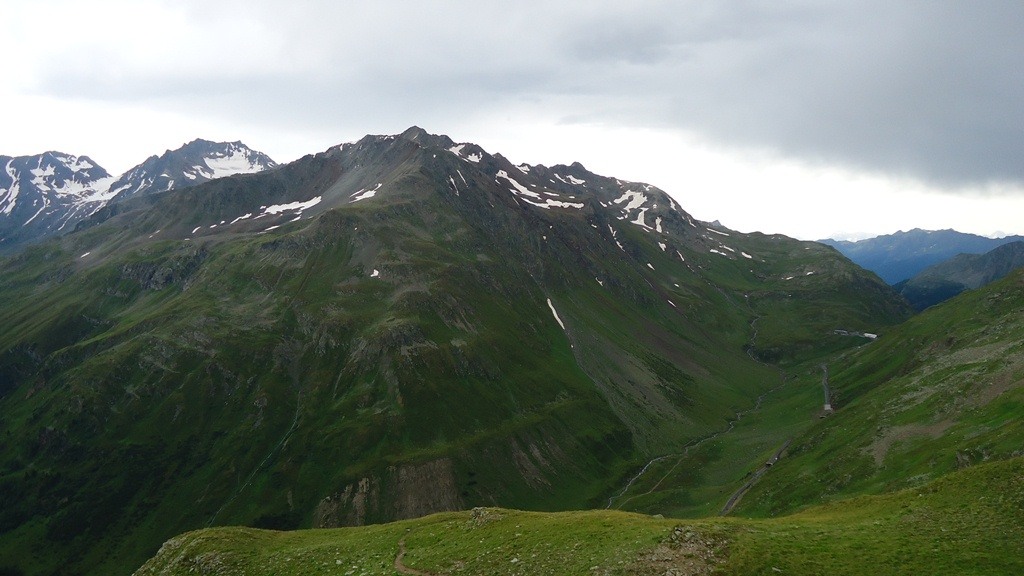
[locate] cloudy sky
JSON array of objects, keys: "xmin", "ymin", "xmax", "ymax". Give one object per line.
[{"xmin": 3, "ymin": 1, "xmax": 1023, "ymax": 240}]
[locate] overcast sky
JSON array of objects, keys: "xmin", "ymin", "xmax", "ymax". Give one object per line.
[{"xmin": 3, "ymin": 1, "xmax": 1023, "ymax": 240}]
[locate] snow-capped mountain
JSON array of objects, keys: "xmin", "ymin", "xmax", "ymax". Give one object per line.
[
  {"xmin": 0, "ymin": 140, "xmax": 276, "ymax": 252},
  {"xmin": 108, "ymin": 139, "xmax": 277, "ymax": 203},
  {"xmin": 0, "ymin": 152, "xmax": 118, "ymax": 250}
]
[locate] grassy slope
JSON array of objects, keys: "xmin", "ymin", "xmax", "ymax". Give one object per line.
[
  {"xmin": 602, "ymin": 233, "xmax": 909, "ymax": 518},
  {"xmin": 0, "ymin": 177, "xmax": 638, "ymax": 575},
  {"xmin": 133, "ymin": 456, "xmax": 1024, "ymax": 575},
  {"xmin": 736, "ymin": 269, "xmax": 1024, "ymax": 517}
]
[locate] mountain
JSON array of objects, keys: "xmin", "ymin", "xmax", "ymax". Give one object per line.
[
  {"xmin": 820, "ymin": 228, "xmax": 1024, "ymax": 284},
  {"xmin": 894, "ymin": 240, "xmax": 1024, "ymax": 310},
  {"xmin": 0, "ymin": 127, "xmax": 911, "ymax": 575},
  {"xmin": 107, "ymin": 139, "xmax": 277, "ymax": 203},
  {"xmin": 0, "ymin": 151, "xmax": 117, "ymax": 250},
  {"xmin": 0, "ymin": 140, "xmax": 276, "ymax": 253}
]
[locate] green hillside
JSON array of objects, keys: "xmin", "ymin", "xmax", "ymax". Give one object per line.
[
  {"xmin": 737, "ymin": 268, "xmax": 1024, "ymax": 516},
  {"xmin": 895, "ymin": 240, "xmax": 1024, "ymax": 310},
  {"xmin": 134, "ymin": 456, "xmax": 1024, "ymax": 575}
]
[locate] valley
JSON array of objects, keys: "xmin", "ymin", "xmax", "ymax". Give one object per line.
[{"xmin": 0, "ymin": 128, "xmax": 1019, "ymax": 576}]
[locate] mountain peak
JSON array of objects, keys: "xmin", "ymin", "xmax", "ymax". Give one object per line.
[
  {"xmin": 107, "ymin": 139, "xmax": 277, "ymax": 204},
  {"xmin": 1, "ymin": 139, "xmax": 277, "ymax": 252},
  {"xmin": 398, "ymin": 126, "xmax": 456, "ymax": 150}
]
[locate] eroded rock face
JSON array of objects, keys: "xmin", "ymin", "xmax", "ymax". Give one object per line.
[{"xmin": 313, "ymin": 458, "xmax": 463, "ymax": 527}]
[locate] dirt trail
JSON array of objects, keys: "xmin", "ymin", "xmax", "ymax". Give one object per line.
[
  {"xmin": 207, "ymin": 389, "xmax": 303, "ymax": 527},
  {"xmin": 394, "ymin": 536, "xmax": 436, "ymax": 576},
  {"xmin": 606, "ymin": 377, "xmax": 787, "ymax": 509},
  {"xmin": 606, "ymin": 308, "xmax": 787, "ymax": 510},
  {"xmin": 719, "ymin": 439, "xmax": 791, "ymax": 515}
]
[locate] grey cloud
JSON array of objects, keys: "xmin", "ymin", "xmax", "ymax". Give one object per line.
[{"xmin": 27, "ymin": 0, "xmax": 1024, "ymax": 189}]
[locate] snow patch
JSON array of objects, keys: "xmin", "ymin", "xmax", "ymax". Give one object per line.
[
  {"xmin": 450, "ymin": 144, "xmax": 483, "ymax": 163},
  {"xmin": 655, "ymin": 217, "xmax": 663, "ymax": 233},
  {"xmin": 263, "ymin": 195, "xmax": 323, "ymax": 214},
  {"xmin": 371, "ymin": 269, "xmax": 380, "ymax": 278},
  {"xmin": 497, "ymin": 170, "xmax": 583, "ymax": 210},
  {"xmin": 547, "ymin": 298, "xmax": 566, "ymax": 331},
  {"xmin": 741, "ymin": 252, "xmax": 753, "ymax": 259},
  {"xmin": 613, "ymin": 190, "xmax": 648, "ymax": 212},
  {"xmin": 708, "ymin": 228, "xmax": 730, "ymax": 236},
  {"xmin": 658, "ymin": 242, "xmax": 667, "ymax": 251},
  {"xmin": 555, "ymin": 174, "xmax": 586, "ymax": 185},
  {"xmin": 530, "ymin": 198, "xmax": 585, "ymax": 209},
  {"xmin": 1, "ymin": 160, "xmax": 21, "ymax": 214},
  {"xmin": 647, "ymin": 263, "xmax": 655, "ymax": 270},
  {"xmin": 79, "ymin": 251, "xmax": 91, "ymax": 258},
  {"xmin": 350, "ymin": 184, "xmax": 382, "ymax": 203},
  {"xmin": 709, "ymin": 249, "xmax": 730, "ymax": 257},
  {"xmin": 496, "ymin": 170, "xmax": 541, "ymax": 199},
  {"xmin": 631, "ymin": 208, "xmax": 651, "ymax": 229},
  {"xmin": 608, "ymin": 224, "xmax": 626, "ymax": 252},
  {"xmin": 203, "ymin": 148, "xmax": 266, "ymax": 178}
]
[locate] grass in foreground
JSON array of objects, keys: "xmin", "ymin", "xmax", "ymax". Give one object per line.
[{"xmin": 134, "ymin": 456, "xmax": 1024, "ymax": 576}]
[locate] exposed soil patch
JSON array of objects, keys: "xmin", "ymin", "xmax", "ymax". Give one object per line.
[{"xmin": 868, "ymin": 420, "xmax": 954, "ymax": 466}]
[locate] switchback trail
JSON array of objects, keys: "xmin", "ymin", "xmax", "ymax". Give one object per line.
[
  {"xmin": 606, "ymin": 298, "xmax": 788, "ymax": 511},
  {"xmin": 719, "ymin": 439, "xmax": 791, "ymax": 516},
  {"xmin": 605, "ymin": 377, "xmax": 788, "ymax": 510}
]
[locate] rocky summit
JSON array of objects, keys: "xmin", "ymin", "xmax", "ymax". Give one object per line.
[{"xmin": 0, "ymin": 140, "xmax": 275, "ymax": 253}]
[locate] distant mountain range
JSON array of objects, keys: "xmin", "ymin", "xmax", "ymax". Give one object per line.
[
  {"xmin": 820, "ymin": 229, "xmax": 1024, "ymax": 284},
  {"xmin": 894, "ymin": 240, "xmax": 1024, "ymax": 310},
  {"xmin": 0, "ymin": 139, "xmax": 276, "ymax": 252}
]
